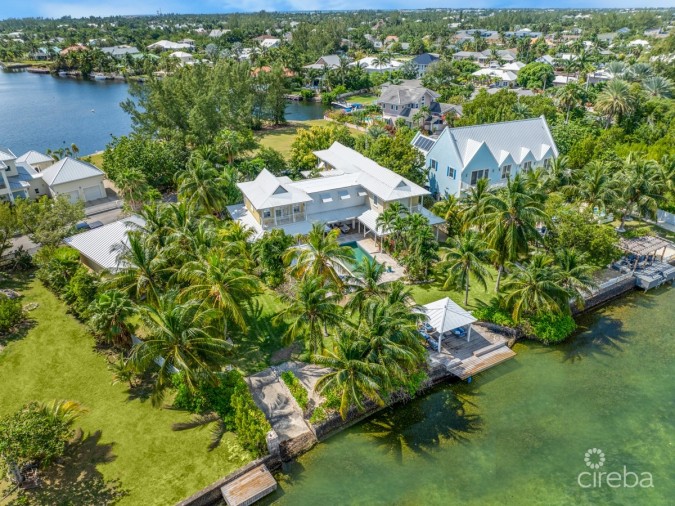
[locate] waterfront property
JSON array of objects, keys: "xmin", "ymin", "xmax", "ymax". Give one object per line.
[
  {"xmin": 411, "ymin": 116, "xmax": 558, "ymax": 198},
  {"xmin": 227, "ymin": 141, "xmax": 444, "ymax": 240},
  {"xmin": 616, "ymin": 236, "xmax": 675, "ymax": 290},
  {"xmin": 1, "ymin": 147, "xmax": 106, "ymax": 203}
]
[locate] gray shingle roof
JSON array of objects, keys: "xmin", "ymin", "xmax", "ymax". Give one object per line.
[
  {"xmin": 412, "ymin": 53, "xmax": 440, "ymax": 65},
  {"xmin": 40, "ymin": 157, "xmax": 104, "ymax": 186}
]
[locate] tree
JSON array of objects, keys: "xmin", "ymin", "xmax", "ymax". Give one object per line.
[
  {"xmin": 439, "ymin": 232, "xmax": 494, "ymax": 305},
  {"xmin": 252, "ymin": 229, "xmax": 293, "ymax": 287},
  {"xmin": 115, "ymin": 166, "xmax": 152, "ymax": 211},
  {"xmin": 616, "ymin": 152, "xmax": 663, "ymax": 230},
  {"xmin": 132, "ymin": 293, "xmax": 228, "ymax": 405},
  {"xmin": 313, "ymin": 331, "xmax": 388, "ymax": 419},
  {"xmin": 576, "ymin": 160, "xmax": 618, "ymax": 211},
  {"xmin": 14, "ymin": 196, "xmax": 84, "ymax": 249},
  {"xmin": 556, "ymin": 82, "xmax": 584, "ymax": 123},
  {"xmin": 276, "ymin": 275, "xmax": 342, "ymax": 355},
  {"xmin": 0, "ymin": 202, "xmax": 18, "ymax": 259},
  {"xmin": 642, "ymin": 76, "xmax": 673, "ymax": 99},
  {"xmin": 516, "ymin": 62, "xmax": 554, "ymax": 89},
  {"xmin": 109, "ymin": 231, "xmax": 164, "ymax": 304},
  {"xmin": 359, "ymin": 128, "xmax": 427, "ymax": 185},
  {"xmin": 346, "ymin": 257, "xmax": 390, "ymax": 314},
  {"xmin": 215, "ymin": 128, "xmax": 258, "ymax": 165},
  {"xmin": 595, "ymin": 79, "xmax": 635, "ymax": 127},
  {"xmin": 554, "ymin": 249, "xmax": 596, "ymax": 309},
  {"xmin": 290, "ymin": 124, "xmax": 355, "ymax": 173},
  {"xmin": 176, "ymin": 159, "xmax": 232, "ymax": 215},
  {"xmin": 284, "ymin": 223, "xmax": 354, "ymax": 287},
  {"xmin": 88, "ymin": 290, "xmax": 137, "ymax": 348},
  {"xmin": 431, "ymin": 194, "xmax": 465, "ymax": 238}
]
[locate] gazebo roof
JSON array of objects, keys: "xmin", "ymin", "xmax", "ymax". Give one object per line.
[
  {"xmin": 420, "ymin": 297, "xmax": 476, "ymax": 333},
  {"xmin": 619, "ymin": 236, "xmax": 672, "ymax": 256}
]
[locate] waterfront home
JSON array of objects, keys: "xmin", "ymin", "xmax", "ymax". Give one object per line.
[
  {"xmin": 303, "ymin": 55, "xmax": 343, "ymax": 88},
  {"xmin": 0, "ymin": 148, "xmax": 106, "ymax": 204},
  {"xmin": 377, "ymin": 81, "xmax": 460, "ymax": 131},
  {"xmin": 64, "ymin": 215, "xmax": 145, "ymax": 273},
  {"xmin": 351, "ymin": 57, "xmax": 403, "ymax": 73},
  {"xmin": 411, "ymin": 117, "xmax": 558, "ymax": 198},
  {"xmin": 101, "ymin": 45, "xmax": 140, "ymax": 59},
  {"xmin": 227, "ymin": 142, "xmax": 443, "ymax": 240},
  {"xmin": 147, "ymin": 40, "xmax": 193, "ymax": 52},
  {"xmin": 411, "ymin": 53, "xmax": 440, "ymax": 77}
]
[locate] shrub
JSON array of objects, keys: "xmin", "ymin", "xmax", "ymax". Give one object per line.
[
  {"xmin": 62, "ymin": 267, "xmax": 98, "ymax": 319},
  {"xmin": 309, "ymin": 405, "xmax": 327, "ymax": 424},
  {"xmin": 0, "ymin": 296, "xmax": 24, "ymax": 335},
  {"xmin": 230, "ymin": 378, "xmax": 271, "ymax": 457},
  {"xmin": 35, "ymin": 246, "xmax": 80, "ymax": 293},
  {"xmin": 299, "ymin": 88, "xmax": 315, "ymax": 100},
  {"xmin": 524, "ymin": 313, "xmax": 577, "ymax": 344},
  {"xmin": 281, "ymin": 370, "xmax": 309, "ymax": 410},
  {"xmin": 473, "ymin": 305, "xmax": 515, "ymax": 327},
  {"xmin": 172, "ymin": 371, "xmax": 241, "ymax": 430}
]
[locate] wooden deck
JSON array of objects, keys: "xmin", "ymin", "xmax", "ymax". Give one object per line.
[
  {"xmin": 428, "ymin": 324, "xmax": 516, "ymax": 380},
  {"xmin": 221, "ymin": 465, "xmax": 277, "ymax": 506}
]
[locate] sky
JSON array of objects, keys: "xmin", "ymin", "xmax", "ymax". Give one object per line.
[{"xmin": 1, "ymin": 1, "xmax": 672, "ymax": 20}]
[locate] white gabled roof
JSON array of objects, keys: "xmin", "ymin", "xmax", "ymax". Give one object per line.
[
  {"xmin": 16, "ymin": 150, "xmax": 53, "ymax": 166},
  {"xmin": 0, "ymin": 147, "xmax": 16, "ymax": 162},
  {"xmin": 64, "ymin": 216, "xmax": 145, "ymax": 272},
  {"xmin": 313, "ymin": 142, "xmax": 429, "ymax": 201},
  {"xmin": 237, "ymin": 169, "xmax": 313, "ymax": 209},
  {"xmin": 420, "ymin": 297, "xmax": 476, "ymax": 333},
  {"xmin": 40, "ymin": 157, "xmax": 104, "ymax": 186},
  {"xmin": 435, "ymin": 117, "xmax": 559, "ymax": 168}
]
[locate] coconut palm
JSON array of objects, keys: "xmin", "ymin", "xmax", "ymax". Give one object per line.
[
  {"xmin": 179, "ymin": 251, "xmax": 260, "ymax": 335},
  {"xmin": 346, "ymin": 257, "xmax": 390, "ymax": 313},
  {"xmin": 37, "ymin": 400, "xmax": 87, "ymax": 425},
  {"xmin": 115, "ymin": 167, "xmax": 148, "ymax": 211},
  {"xmin": 556, "ymin": 82, "xmax": 584, "ymax": 123},
  {"xmin": 438, "ymin": 231, "xmax": 495, "ymax": 305},
  {"xmin": 616, "ymin": 152, "xmax": 663, "ymax": 230},
  {"xmin": 132, "ymin": 293, "xmax": 227, "ymax": 405},
  {"xmin": 366, "ymin": 124, "xmax": 388, "ymax": 139},
  {"xmin": 544, "ymin": 155, "xmax": 576, "ymax": 197},
  {"xmin": 554, "ymin": 249, "xmax": 597, "ymax": 309},
  {"xmin": 376, "ymin": 202, "xmax": 409, "ymax": 244},
  {"xmin": 431, "ymin": 194, "xmax": 465, "ymax": 237},
  {"xmin": 313, "ymin": 331, "xmax": 388, "ymax": 419},
  {"xmin": 642, "ymin": 75, "xmax": 673, "ymax": 99},
  {"xmin": 276, "ymin": 275, "xmax": 343, "ymax": 354},
  {"xmin": 501, "ymin": 256, "xmax": 570, "ymax": 321},
  {"xmin": 594, "ymin": 79, "xmax": 635, "ymax": 127},
  {"xmin": 87, "ymin": 289, "xmax": 137, "ymax": 348},
  {"xmin": 483, "ymin": 175, "xmax": 548, "ymax": 291},
  {"xmin": 463, "ymin": 178, "xmax": 492, "ymax": 229},
  {"xmin": 176, "ymin": 160, "xmax": 231, "ymax": 215},
  {"xmin": 110, "ymin": 231, "xmax": 164, "ymax": 304},
  {"xmin": 577, "ymin": 160, "xmax": 618, "ymax": 212},
  {"xmin": 284, "ymin": 223, "xmax": 355, "ymax": 287}
]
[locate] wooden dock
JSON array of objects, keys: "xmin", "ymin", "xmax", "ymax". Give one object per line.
[
  {"xmin": 428, "ymin": 324, "xmax": 516, "ymax": 380},
  {"xmin": 220, "ymin": 464, "xmax": 277, "ymax": 506}
]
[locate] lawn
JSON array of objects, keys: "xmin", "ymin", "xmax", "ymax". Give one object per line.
[
  {"xmin": 344, "ymin": 93, "xmax": 378, "ymax": 106},
  {"xmin": 82, "ymin": 151, "xmax": 104, "ymax": 168},
  {"xmin": 409, "ymin": 268, "xmax": 499, "ymax": 310},
  {"xmin": 256, "ymin": 119, "xmax": 328, "ymax": 158},
  {"xmin": 611, "ymin": 218, "xmax": 675, "ymax": 243},
  {"xmin": 0, "ymin": 276, "xmax": 250, "ymax": 505}
]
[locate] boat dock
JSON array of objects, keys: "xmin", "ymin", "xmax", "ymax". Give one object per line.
[
  {"xmin": 427, "ymin": 324, "xmax": 516, "ymax": 380},
  {"xmin": 220, "ymin": 464, "xmax": 277, "ymax": 506}
]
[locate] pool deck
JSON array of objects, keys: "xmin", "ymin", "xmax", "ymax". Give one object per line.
[{"xmin": 339, "ymin": 234, "xmax": 404, "ymax": 282}]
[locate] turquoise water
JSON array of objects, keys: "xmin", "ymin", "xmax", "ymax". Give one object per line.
[
  {"xmin": 342, "ymin": 241, "xmax": 374, "ymax": 268},
  {"xmin": 0, "ymin": 71, "xmax": 327, "ymax": 155},
  {"xmin": 266, "ymin": 288, "xmax": 674, "ymax": 505}
]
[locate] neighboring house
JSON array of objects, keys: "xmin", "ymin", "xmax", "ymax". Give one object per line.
[
  {"xmin": 472, "ymin": 68, "xmax": 518, "ymax": 88},
  {"xmin": 40, "ymin": 157, "xmax": 107, "ymax": 203},
  {"xmin": 64, "ymin": 215, "xmax": 146, "ymax": 273},
  {"xmin": 351, "ymin": 56, "xmax": 403, "ymax": 73},
  {"xmin": 147, "ymin": 40, "xmax": 193, "ymax": 51},
  {"xmin": 101, "ymin": 45, "xmax": 140, "ymax": 59},
  {"xmin": 364, "ymin": 34, "xmax": 383, "ymax": 49},
  {"xmin": 412, "ymin": 53, "xmax": 440, "ymax": 77},
  {"xmin": 536, "ymin": 55, "xmax": 556, "ymax": 65},
  {"xmin": 628, "ymin": 39, "xmax": 650, "ymax": 48},
  {"xmin": 377, "ymin": 82, "xmax": 441, "ymax": 129},
  {"xmin": 170, "ymin": 51, "xmax": 195, "ymax": 64},
  {"xmin": 453, "ymin": 49, "xmax": 516, "ymax": 66},
  {"xmin": 29, "ymin": 46, "xmax": 60, "ymax": 60},
  {"xmin": 553, "ymin": 75, "xmax": 578, "ymax": 86},
  {"xmin": 227, "ymin": 142, "xmax": 443, "ymax": 241},
  {"xmin": 209, "ymin": 29, "xmax": 230, "ymax": 38},
  {"xmin": 15, "ymin": 150, "xmax": 54, "ymax": 172},
  {"xmin": 303, "ymin": 54, "xmax": 342, "ymax": 70},
  {"xmin": 411, "ymin": 116, "xmax": 559, "ymax": 198}
]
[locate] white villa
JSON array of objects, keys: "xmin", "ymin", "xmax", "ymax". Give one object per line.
[
  {"xmin": 0, "ymin": 147, "xmax": 106, "ymax": 204},
  {"xmin": 227, "ymin": 142, "xmax": 443, "ymax": 240},
  {"xmin": 411, "ymin": 117, "xmax": 559, "ymax": 198}
]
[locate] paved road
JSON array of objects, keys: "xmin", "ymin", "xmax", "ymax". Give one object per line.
[{"xmin": 9, "ymin": 206, "xmax": 125, "ymax": 255}]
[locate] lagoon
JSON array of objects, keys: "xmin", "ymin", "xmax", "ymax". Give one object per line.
[
  {"xmin": 0, "ymin": 71, "xmax": 327, "ymax": 155},
  {"xmin": 267, "ymin": 288, "xmax": 674, "ymax": 505}
]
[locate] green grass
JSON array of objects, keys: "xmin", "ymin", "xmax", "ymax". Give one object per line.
[
  {"xmin": 0, "ymin": 276, "xmax": 250, "ymax": 505},
  {"xmin": 82, "ymin": 151, "xmax": 104, "ymax": 168},
  {"xmin": 256, "ymin": 119, "xmax": 328, "ymax": 158},
  {"xmin": 344, "ymin": 93, "xmax": 378, "ymax": 105},
  {"xmin": 611, "ymin": 218, "xmax": 675, "ymax": 243},
  {"xmin": 409, "ymin": 268, "xmax": 499, "ymax": 310}
]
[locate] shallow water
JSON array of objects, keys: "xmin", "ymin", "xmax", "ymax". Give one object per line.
[{"xmin": 267, "ymin": 288, "xmax": 674, "ymax": 505}]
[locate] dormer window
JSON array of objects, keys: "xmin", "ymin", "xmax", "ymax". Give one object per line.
[
  {"xmin": 522, "ymin": 161, "xmax": 532, "ymax": 172},
  {"xmin": 501, "ymin": 164, "xmax": 511, "ymax": 178}
]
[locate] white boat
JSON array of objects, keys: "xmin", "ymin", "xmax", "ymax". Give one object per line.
[
  {"xmin": 91, "ymin": 73, "xmax": 108, "ymax": 81},
  {"xmin": 58, "ymin": 71, "xmax": 67, "ymax": 77}
]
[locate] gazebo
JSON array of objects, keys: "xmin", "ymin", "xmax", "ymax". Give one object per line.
[
  {"xmin": 420, "ymin": 297, "xmax": 477, "ymax": 352},
  {"xmin": 618, "ymin": 236, "xmax": 672, "ymax": 272}
]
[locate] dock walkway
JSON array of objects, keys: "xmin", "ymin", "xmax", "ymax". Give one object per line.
[
  {"xmin": 220, "ymin": 464, "xmax": 277, "ymax": 506},
  {"xmin": 428, "ymin": 324, "xmax": 515, "ymax": 379}
]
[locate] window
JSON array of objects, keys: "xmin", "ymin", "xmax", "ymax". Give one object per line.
[
  {"xmin": 470, "ymin": 169, "xmax": 489, "ymax": 185},
  {"xmin": 446, "ymin": 167, "xmax": 456, "ymax": 179},
  {"xmin": 394, "ymin": 105, "xmax": 399, "ymax": 111},
  {"xmin": 320, "ymin": 193, "xmax": 333, "ymax": 203},
  {"xmin": 275, "ymin": 208, "xmax": 283, "ymax": 217},
  {"xmin": 373, "ymin": 195, "xmax": 379, "ymax": 206},
  {"xmin": 35, "ymin": 189, "xmax": 40, "ymax": 194},
  {"xmin": 430, "ymin": 159, "xmax": 439, "ymax": 170},
  {"xmin": 501, "ymin": 164, "xmax": 511, "ymax": 179},
  {"xmin": 263, "ymin": 209, "xmax": 271, "ymax": 218},
  {"xmin": 293, "ymin": 205, "xmax": 301, "ymax": 213},
  {"xmin": 522, "ymin": 161, "xmax": 532, "ymax": 172},
  {"xmin": 338, "ymin": 189, "xmax": 351, "ymax": 200},
  {"xmin": 544, "ymin": 158, "xmax": 551, "ymax": 168}
]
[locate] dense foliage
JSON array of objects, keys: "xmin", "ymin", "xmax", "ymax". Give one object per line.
[{"xmin": 0, "ymin": 296, "xmax": 24, "ymax": 335}]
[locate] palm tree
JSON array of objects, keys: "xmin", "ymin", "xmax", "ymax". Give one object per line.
[
  {"xmin": 544, "ymin": 155, "xmax": 576, "ymax": 196},
  {"xmin": 594, "ymin": 79, "xmax": 635, "ymax": 127},
  {"xmin": 438, "ymin": 232, "xmax": 494, "ymax": 305},
  {"xmin": 483, "ymin": 175, "xmax": 548, "ymax": 291},
  {"xmin": 463, "ymin": 178, "xmax": 492, "ymax": 229},
  {"xmin": 87, "ymin": 289, "xmax": 137, "ymax": 348},
  {"xmin": 176, "ymin": 160, "xmax": 231, "ymax": 215},
  {"xmin": 431, "ymin": 194, "xmax": 464, "ymax": 237},
  {"xmin": 642, "ymin": 76, "xmax": 673, "ymax": 99},
  {"xmin": 284, "ymin": 223, "xmax": 355, "ymax": 287},
  {"xmin": 554, "ymin": 249, "xmax": 596, "ymax": 309},
  {"xmin": 616, "ymin": 152, "xmax": 663, "ymax": 230},
  {"xmin": 376, "ymin": 202, "xmax": 409, "ymax": 250},
  {"xmin": 110, "ymin": 231, "xmax": 164, "ymax": 304},
  {"xmin": 115, "ymin": 167, "xmax": 148, "ymax": 211},
  {"xmin": 627, "ymin": 63, "xmax": 652, "ymax": 82},
  {"xmin": 346, "ymin": 257, "xmax": 390, "ymax": 313},
  {"xmin": 313, "ymin": 331, "xmax": 388, "ymax": 419},
  {"xmin": 606, "ymin": 61, "xmax": 627, "ymax": 79},
  {"xmin": 556, "ymin": 82, "xmax": 583, "ymax": 123},
  {"xmin": 132, "ymin": 293, "xmax": 228, "ymax": 405},
  {"xmin": 501, "ymin": 256, "xmax": 570, "ymax": 321},
  {"xmin": 276, "ymin": 275, "xmax": 342, "ymax": 354},
  {"xmin": 577, "ymin": 160, "xmax": 618, "ymax": 212},
  {"xmin": 179, "ymin": 251, "xmax": 260, "ymax": 336},
  {"xmin": 366, "ymin": 124, "xmax": 388, "ymax": 139}
]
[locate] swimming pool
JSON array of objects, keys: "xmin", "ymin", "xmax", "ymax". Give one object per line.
[{"xmin": 341, "ymin": 241, "xmax": 374, "ymax": 268}]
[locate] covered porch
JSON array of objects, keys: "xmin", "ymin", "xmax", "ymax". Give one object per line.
[{"xmin": 356, "ymin": 207, "xmax": 445, "ymax": 240}]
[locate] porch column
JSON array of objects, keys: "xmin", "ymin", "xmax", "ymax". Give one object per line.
[
  {"xmin": 631, "ymin": 256, "xmax": 639, "ymax": 273},
  {"xmin": 661, "ymin": 246, "xmax": 667, "ymax": 261},
  {"xmin": 436, "ymin": 227, "xmax": 439, "ymax": 240},
  {"xmin": 437, "ymin": 333, "xmax": 441, "ymax": 353},
  {"xmin": 291, "ymin": 205, "xmax": 295, "ymax": 223},
  {"xmin": 467, "ymin": 325, "xmax": 472, "ymax": 343}
]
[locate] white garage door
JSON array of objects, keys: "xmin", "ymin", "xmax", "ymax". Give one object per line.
[
  {"xmin": 83, "ymin": 185, "xmax": 103, "ymax": 201},
  {"xmin": 65, "ymin": 190, "xmax": 80, "ymax": 203}
]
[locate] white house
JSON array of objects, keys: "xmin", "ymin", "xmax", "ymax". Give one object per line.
[
  {"xmin": 40, "ymin": 157, "xmax": 107, "ymax": 203},
  {"xmin": 227, "ymin": 142, "xmax": 443, "ymax": 240},
  {"xmin": 170, "ymin": 51, "xmax": 195, "ymax": 64},
  {"xmin": 411, "ymin": 117, "xmax": 559, "ymax": 198},
  {"xmin": 147, "ymin": 40, "xmax": 193, "ymax": 51},
  {"xmin": 472, "ymin": 68, "xmax": 518, "ymax": 88},
  {"xmin": 351, "ymin": 57, "xmax": 403, "ymax": 73}
]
